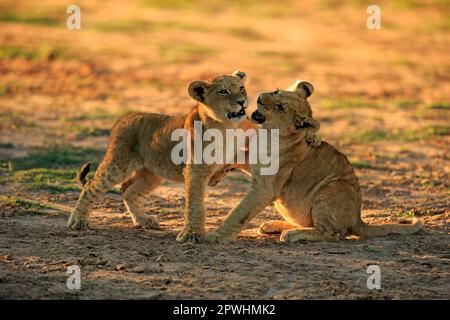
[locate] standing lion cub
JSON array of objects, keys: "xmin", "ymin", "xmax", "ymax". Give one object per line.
[
  {"xmin": 68, "ymin": 71, "xmax": 249, "ymax": 243},
  {"xmin": 208, "ymin": 81, "xmax": 422, "ymax": 243}
]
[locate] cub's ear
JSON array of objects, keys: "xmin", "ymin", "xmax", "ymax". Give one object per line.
[
  {"xmin": 232, "ymin": 70, "xmax": 247, "ymax": 82},
  {"xmin": 295, "ymin": 114, "xmax": 320, "ymax": 132},
  {"xmin": 188, "ymin": 80, "xmax": 210, "ymax": 102},
  {"xmin": 295, "ymin": 81, "xmax": 314, "ymax": 98}
]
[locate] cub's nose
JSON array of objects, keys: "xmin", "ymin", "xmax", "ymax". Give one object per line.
[
  {"xmin": 257, "ymin": 96, "xmax": 262, "ymax": 105},
  {"xmin": 236, "ymin": 100, "xmax": 246, "ymax": 107}
]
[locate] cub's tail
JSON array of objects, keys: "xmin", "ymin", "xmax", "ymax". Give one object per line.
[
  {"xmin": 77, "ymin": 162, "xmax": 91, "ymax": 187},
  {"xmin": 351, "ymin": 217, "xmax": 423, "ymax": 238}
]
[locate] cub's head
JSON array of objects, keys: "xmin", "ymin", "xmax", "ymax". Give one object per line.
[
  {"xmin": 188, "ymin": 70, "xmax": 248, "ymax": 124},
  {"xmin": 252, "ymin": 81, "xmax": 320, "ymax": 141}
]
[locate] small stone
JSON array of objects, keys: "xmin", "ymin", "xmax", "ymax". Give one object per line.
[
  {"xmin": 81, "ymin": 257, "xmax": 97, "ymax": 266},
  {"xmin": 148, "ymin": 263, "xmax": 164, "ymax": 273},
  {"xmin": 115, "ymin": 264, "xmax": 126, "ymax": 271},
  {"xmin": 96, "ymin": 259, "xmax": 108, "ymax": 266},
  {"xmin": 131, "ymin": 264, "xmax": 147, "ymax": 273}
]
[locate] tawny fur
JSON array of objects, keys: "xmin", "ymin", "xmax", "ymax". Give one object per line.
[
  {"xmin": 208, "ymin": 81, "xmax": 422, "ymax": 243},
  {"xmin": 68, "ymin": 71, "xmax": 250, "ymax": 243}
]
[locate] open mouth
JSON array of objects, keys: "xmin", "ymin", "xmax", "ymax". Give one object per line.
[
  {"xmin": 251, "ymin": 110, "xmax": 265, "ymax": 124},
  {"xmin": 227, "ymin": 107, "xmax": 246, "ymax": 119}
]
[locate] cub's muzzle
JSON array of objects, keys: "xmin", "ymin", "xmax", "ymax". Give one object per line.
[
  {"xmin": 227, "ymin": 107, "xmax": 246, "ymax": 119},
  {"xmin": 251, "ymin": 110, "xmax": 265, "ymax": 124}
]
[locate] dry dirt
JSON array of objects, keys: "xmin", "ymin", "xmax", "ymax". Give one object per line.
[{"xmin": 0, "ymin": 0, "xmax": 449, "ymax": 299}]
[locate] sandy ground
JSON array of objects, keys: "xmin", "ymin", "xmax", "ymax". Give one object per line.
[{"xmin": 0, "ymin": 0, "xmax": 449, "ymax": 299}]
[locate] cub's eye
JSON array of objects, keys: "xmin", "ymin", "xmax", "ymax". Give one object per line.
[
  {"xmin": 240, "ymin": 86, "xmax": 245, "ymax": 92},
  {"xmin": 276, "ymin": 103, "xmax": 285, "ymax": 112},
  {"xmin": 218, "ymin": 89, "xmax": 229, "ymax": 95}
]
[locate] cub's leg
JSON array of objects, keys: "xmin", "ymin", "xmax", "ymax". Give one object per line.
[
  {"xmin": 208, "ymin": 164, "xmax": 236, "ymax": 187},
  {"xmin": 122, "ymin": 168, "xmax": 163, "ymax": 229},
  {"xmin": 176, "ymin": 164, "xmax": 211, "ymax": 243},
  {"xmin": 280, "ymin": 181, "xmax": 359, "ymax": 243},
  {"xmin": 207, "ymin": 180, "xmax": 274, "ymax": 243},
  {"xmin": 258, "ymin": 220, "xmax": 298, "ymax": 235},
  {"xmin": 68, "ymin": 159, "xmax": 133, "ymax": 230}
]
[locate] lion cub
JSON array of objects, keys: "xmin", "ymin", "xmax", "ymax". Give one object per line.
[
  {"xmin": 68, "ymin": 71, "xmax": 249, "ymax": 243},
  {"xmin": 208, "ymin": 81, "xmax": 422, "ymax": 243}
]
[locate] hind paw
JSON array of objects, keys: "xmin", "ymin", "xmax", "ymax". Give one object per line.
[{"xmin": 206, "ymin": 232, "xmax": 236, "ymax": 244}]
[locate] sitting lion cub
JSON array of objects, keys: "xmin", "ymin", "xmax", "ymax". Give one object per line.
[
  {"xmin": 68, "ymin": 71, "xmax": 249, "ymax": 243},
  {"xmin": 208, "ymin": 81, "xmax": 422, "ymax": 243}
]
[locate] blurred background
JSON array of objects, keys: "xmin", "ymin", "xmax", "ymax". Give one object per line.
[{"xmin": 1, "ymin": 2, "xmax": 449, "ymax": 111}]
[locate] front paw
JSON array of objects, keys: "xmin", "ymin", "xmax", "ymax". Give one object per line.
[
  {"xmin": 206, "ymin": 231, "xmax": 236, "ymax": 244},
  {"xmin": 306, "ymin": 133, "xmax": 322, "ymax": 147},
  {"xmin": 176, "ymin": 228, "xmax": 205, "ymax": 243},
  {"xmin": 67, "ymin": 213, "xmax": 89, "ymax": 230}
]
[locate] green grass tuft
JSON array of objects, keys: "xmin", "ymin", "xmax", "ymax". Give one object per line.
[
  {"xmin": 0, "ymin": 142, "xmax": 14, "ymax": 148},
  {"xmin": 320, "ymin": 97, "xmax": 381, "ymax": 110},
  {"xmin": 141, "ymin": 0, "xmax": 190, "ymax": 10},
  {"xmin": 0, "ymin": 111, "xmax": 36, "ymax": 129},
  {"xmin": 427, "ymin": 102, "xmax": 450, "ymax": 110},
  {"xmin": 351, "ymin": 161, "xmax": 374, "ymax": 169},
  {"xmin": 0, "ymin": 146, "xmax": 113, "ymax": 194},
  {"xmin": 0, "ymin": 45, "xmax": 68, "ymax": 61},
  {"xmin": 228, "ymin": 27, "xmax": 267, "ymax": 40},
  {"xmin": 141, "ymin": 0, "xmax": 296, "ymax": 17},
  {"xmin": 6, "ymin": 146, "xmax": 104, "ymax": 171},
  {"xmin": 158, "ymin": 43, "xmax": 217, "ymax": 63},
  {"xmin": 343, "ymin": 130, "xmax": 389, "ymax": 143},
  {"xmin": 0, "ymin": 195, "xmax": 51, "ymax": 215},
  {"xmin": 66, "ymin": 126, "xmax": 110, "ymax": 138},
  {"xmin": 342, "ymin": 126, "xmax": 449, "ymax": 143},
  {"xmin": 95, "ymin": 20, "xmax": 153, "ymax": 33},
  {"xmin": 0, "ymin": 84, "xmax": 11, "ymax": 96},
  {"xmin": 398, "ymin": 209, "xmax": 416, "ymax": 218},
  {"xmin": 0, "ymin": 13, "xmax": 60, "ymax": 26},
  {"xmin": 6, "ymin": 168, "xmax": 80, "ymax": 193},
  {"xmin": 394, "ymin": 99, "xmax": 421, "ymax": 109}
]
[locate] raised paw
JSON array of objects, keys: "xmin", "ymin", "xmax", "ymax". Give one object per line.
[
  {"xmin": 67, "ymin": 213, "xmax": 89, "ymax": 230},
  {"xmin": 306, "ymin": 134, "xmax": 321, "ymax": 147},
  {"xmin": 134, "ymin": 214, "xmax": 162, "ymax": 230},
  {"xmin": 176, "ymin": 228, "xmax": 205, "ymax": 243}
]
